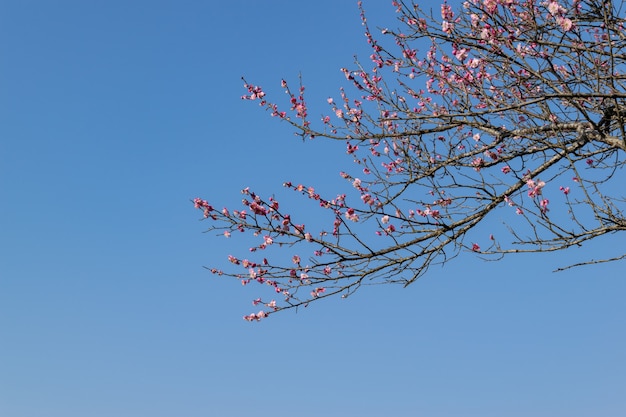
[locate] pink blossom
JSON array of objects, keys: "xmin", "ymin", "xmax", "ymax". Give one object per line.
[
  {"xmin": 346, "ymin": 143, "xmax": 359, "ymax": 154},
  {"xmin": 454, "ymin": 47, "xmax": 468, "ymax": 61},
  {"xmin": 483, "ymin": 0, "xmax": 497, "ymax": 13},
  {"xmin": 345, "ymin": 207, "xmax": 359, "ymax": 222},
  {"xmin": 193, "ymin": 198, "xmax": 210, "ymax": 209},
  {"xmin": 243, "ymin": 310, "xmax": 267, "ymax": 322},
  {"xmin": 527, "ymin": 178, "xmax": 545, "ymax": 197},
  {"xmin": 472, "ymin": 157, "xmax": 484, "ymax": 170},
  {"xmin": 311, "ymin": 287, "xmax": 326, "ymax": 298},
  {"xmin": 480, "ymin": 25, "xmax": 492, "ymax": 41},
  {"xmin": 292, "ymin": 255, "xmax": 301, "ymax": 264},
  {"xmin": 224, "ymin": 231, "xmax": 231, "ymax": 238},
  {"xmin": 441, "ymin": 3, "xmax": 454, "ymax": 20},
  {"xmin": 249, "ymin": 202, "xmax": 267, "ymax": 215},
  {"xmin": 557, "ymin": 17, "xmax": 573, "ymax": 31},
  {"xmin": 467, "ymin": 58, "xmax": 482, "ymax": 68},
  {"xmin": 547, "ymin": 1, "xmax": 565, "ymax": 16},
  {"xmin": 381, "ymin": 215, "xmax": 390, "ymax": 224},
  {"xmin": 471, "ymin": 243, "xmax": 480, "ymax": 252},
  {"xmin": 242, "ymin": 84, "xmax": 265, "ymax": 101},
  {"xmin": 501, "ymin": 166, "xmax": 511, "ymax": 174},
  {"xmin": 540, "ymin": 199, "xmax": 550, "ymax": 213},
  {"xmin": 559, "ymin": 186, "xmax": 570, "ymax": 195}
]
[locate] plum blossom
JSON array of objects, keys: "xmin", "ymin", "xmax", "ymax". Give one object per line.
[
  {"xmin": 472, "ymin": 157, "xmax": 484, "ymax": 170},
  {"xmin": 345, "ymin": 207, "xmax": 359, "ymax": 222},
  {"xmin": 455, "ymin": 49, "xmax": 468, "ymax": 62},
  {"xmin": 311, "ymin": 287, "xmax": 326, "ymax": 298},
  {"xmin": 241, "ymin": 84, "xmax": 265, "ymax": 101},
  {"xmin": 243, "ymin": 310, "xmax": 267, "ymax": 322},
  {"xmin": 557, "ymin": 16, "xmax": 573, "ymax": 31},
  {"xmin": 526, "ymin": 178, "xmax": 545, "ymax": 197},
  {"xmin": 483, "ymin": 0, "xmax": 497, "ymax": 13},
  {"xmin": 547, "ymin": 1, "xmax": 566, "ymax": 16}
]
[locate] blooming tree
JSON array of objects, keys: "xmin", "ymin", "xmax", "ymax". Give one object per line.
[{"xmin": 194, "ymin": 0, "xmax": 626, "ymax": 320}]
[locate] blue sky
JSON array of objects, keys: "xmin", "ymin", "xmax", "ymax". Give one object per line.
[{"xmin": 1, "ymin": 1, "xmax": 625, "ymax": 416}]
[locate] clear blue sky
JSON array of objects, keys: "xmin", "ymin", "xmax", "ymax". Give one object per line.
[{"xmin": 1, "ymin": 1, "xmax": 625, "ymax": 416}]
